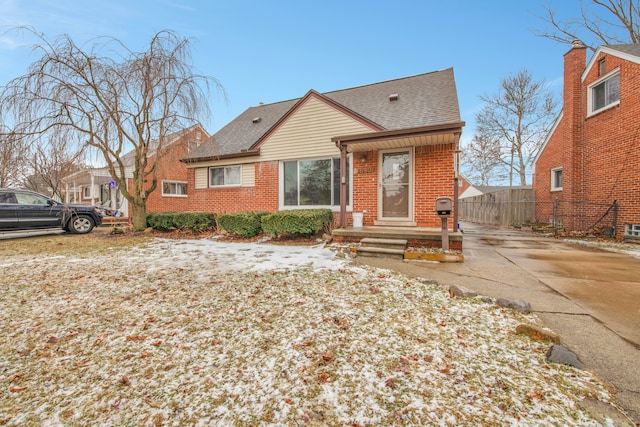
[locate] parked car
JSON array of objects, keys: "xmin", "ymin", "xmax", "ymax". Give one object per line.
[{"xmin": 0, "ymin": 188, "xmax": 103, "ymax": 234}]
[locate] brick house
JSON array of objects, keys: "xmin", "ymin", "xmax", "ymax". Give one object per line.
[
  {"xmin": 182, "ymin": 70, "xmax": 465, "ymax": 240},
  {"xmin": 533, "ymin": 42, "xmax": 640, "ymax": 239},
  {"xmin": 63, "ymin": 125, "xmax": 207, "ymax": 219}
]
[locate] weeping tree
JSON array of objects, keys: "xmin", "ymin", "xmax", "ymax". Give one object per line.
[
  {"xmin": 475, "ymin": 70, "xmax": 558, "ymax": 186},
  {"xmin": 538, "ymin": 0, "xmax": 640, "ymax": 50},
  {"xmin": 0, "ymin": 28, "xmax": 222, "ymax": 230}
]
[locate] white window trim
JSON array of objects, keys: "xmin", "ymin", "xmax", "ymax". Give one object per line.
[
  {"xmin": 278, "ymin": 155, "xmax": 353, "ymax": 212},
  {"xmin": 161, "ymin": 180, "xmax": 188, "ymax": 197},
  {"xmin": 625, "ymin": 224, "xmax": 640, "ymax": 239},
  {"xmin": 208, "ymin": 165, "xmax": 242, "ymax": 188},
  {"xmin": 587, "ymin": 68, "xmax": 620, "ymax": 117},
  {"xmin": 550, "ymin": 167, "xmax": 563, "ymax": 192}
]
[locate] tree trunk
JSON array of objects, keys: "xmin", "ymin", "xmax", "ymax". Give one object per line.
[{"xmin": 131, "ymin": 201, "xmax": 148, "ymax": 231}]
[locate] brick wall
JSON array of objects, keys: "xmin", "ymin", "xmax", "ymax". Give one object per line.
[
  {"xmin": 582, "ymin": 53, "xmax": 640, "ymax": 237},
  {"xmin": 352, "ymin": 144, "xmax": 456, "ymax": 227},
  {"xmin": 535, "ymin": 45, "xmax": 640, "ymax": 238},
  {"xmin": 187, "ymin": 161, "xmax": 280, "ymax": 214},
  {"xmin": 144, "ymin": 126, "xmax": 205, "ymax": 214}
]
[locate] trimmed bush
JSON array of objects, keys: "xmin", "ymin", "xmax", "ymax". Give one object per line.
[
  {"xmin": 217, "ymin": 212, "xmax": 270, "ymax": 238},
  {"xmin": 261, "ymin": 209, "xmax": 333, "ymax": 237},
  {"xmin": 146, "ymin": 212, "xmax": 216, "ymax": 231}
]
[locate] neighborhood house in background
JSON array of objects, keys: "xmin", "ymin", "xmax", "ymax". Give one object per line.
[
  {"xmin": 62, "ymin": 125, "xmax": 208, "ymax": 220},
  {"xmin": 533, "ymin": 42, "xmax": 640, "ymax": 240}
]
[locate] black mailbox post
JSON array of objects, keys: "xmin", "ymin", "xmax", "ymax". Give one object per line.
[{"xmin": 435, "ymin": 197, "xmax": 452, "ymax": 250}]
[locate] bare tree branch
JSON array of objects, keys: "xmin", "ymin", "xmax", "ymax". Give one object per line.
[
  {"xmin": 0, "ymin": 27, "xmax": 225, "ymax": 229},
  {"xmin": 537, "ymin": 0, "xmax": 640, "ymax": 50},
  {"xmin": 472, "ymin": 70, "xmax": 558, "ymax": 186}
]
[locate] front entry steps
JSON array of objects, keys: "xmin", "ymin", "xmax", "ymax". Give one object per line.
[{"xmin": 357, "ymin": 238, "xmax": 407, "ymax": 259}]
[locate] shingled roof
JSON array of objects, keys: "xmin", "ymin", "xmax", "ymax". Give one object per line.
[
  {"xmin": 185, "ymin": 68, "xmax": 461, "ymax": 161},
  {"xmin": 607, "ymin": 43, "xmax": 640, "ymax": 57}
]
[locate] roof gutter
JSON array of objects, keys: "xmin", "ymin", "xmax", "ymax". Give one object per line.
[
  {"xmin": 332, "ymin": 121, "xmax": 465, "ymax": 147},
  {"xmin": 180, "ymin": 148, "xmax": 261, "ymax": 164}
]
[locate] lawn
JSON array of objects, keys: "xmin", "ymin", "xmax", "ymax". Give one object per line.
[{"xmin": 0, "ymin": 231, "xmax": 619, "ymax": 426}]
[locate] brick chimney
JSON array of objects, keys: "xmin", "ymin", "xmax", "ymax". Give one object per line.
[{"xmin": 563, "ymin": 40, "xmax": 587, "ymax": 201}]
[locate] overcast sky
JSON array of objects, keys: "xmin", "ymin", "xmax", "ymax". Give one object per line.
[{"xmin": 1, "ymin": 0, "xmax": 582, "ymax": 144}]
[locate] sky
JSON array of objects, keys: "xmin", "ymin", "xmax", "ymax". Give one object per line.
[{"xmin": 0, "ymin": 1, "xmax": 581, "ymax": 149}]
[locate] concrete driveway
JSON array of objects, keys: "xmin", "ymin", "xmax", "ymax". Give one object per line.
[{"xmin": 358, "ymin": 221, "xmax": 640, "ymax": 423}]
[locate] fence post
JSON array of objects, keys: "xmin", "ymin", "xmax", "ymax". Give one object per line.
[
  {"xmin": 613, "ymin": 200, "xmax": 618, "ymax": 237},
  {"xmin": 554, "ymin": 197, "xmax": 559, "ymax": 236}
]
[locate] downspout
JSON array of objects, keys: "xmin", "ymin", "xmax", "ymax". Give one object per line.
[
  {"xmin": 453, "ymin": 133, "xmax": 461, "ymax": 231},
  {"xmin": 337, "ymin": 140, "xmax": 347, "ymax": 228}
]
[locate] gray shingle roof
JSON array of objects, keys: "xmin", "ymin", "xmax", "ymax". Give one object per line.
[
  {"xmin": 607, "ymin": 43, "xmax": 640, "ymax": 57},
  {"xmin": 185, "ymin": 68, "xmax": 461, "ymax": 161}
]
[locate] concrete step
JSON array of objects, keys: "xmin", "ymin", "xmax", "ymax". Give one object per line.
[
  {"xmin": 357, "ymin": 246, "xmax": 406, "ymax": 259},
  {"xmin": 360, "ymin": 238, "xmax": 408, "ymax": 250},
  {"xmin": 358, "ymin": 238, "xmax": 407, "ymax": 259}
]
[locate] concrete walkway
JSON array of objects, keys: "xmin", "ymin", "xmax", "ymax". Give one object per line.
[{"xmin": 356, "ymin": 221, "xmax": 640, "ymax": 424}]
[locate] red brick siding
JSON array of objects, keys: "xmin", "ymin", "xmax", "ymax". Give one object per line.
[
  {"xmin": 187, "ymin": 161, "xmax": 280, "ymax": 214},
  {"xmin": 352, "ymin": 145, "xmax": 456, "ymax": 227},
  {"xmin": 535, "ymin": 46, "xmax": 640, "ymax": 238}
]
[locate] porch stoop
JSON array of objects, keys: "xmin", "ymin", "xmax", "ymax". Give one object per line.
[{"xmin": 358, "ymin": 238, "xmax": 407, "ymax": 259}]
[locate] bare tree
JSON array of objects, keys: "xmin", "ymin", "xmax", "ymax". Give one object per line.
[
  {"xmin": 0, "ymin": 28, "xmax": 223, "ymax": 230},
  {"xmin": 538, "ymin": 0, "xmax": 640, "ymax": 50},
  {"xmin": 461, "ymin": 132, "xmax": 505, "ymax": 186},
  {"xmin": 0, "ymin": 125, "xmax": 29, "ymax": 188},
  {"xmin": 475, "ymin": 69, "xmax": 558, "ymax": 186},
  {"xmin": 22, "ymin": 136, "xmax": 86, "ymax": 199}
]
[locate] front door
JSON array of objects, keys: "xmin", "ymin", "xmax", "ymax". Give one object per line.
[{"xmin": 379, "ymin": 149, "xmax": 412, "ymax": 221}]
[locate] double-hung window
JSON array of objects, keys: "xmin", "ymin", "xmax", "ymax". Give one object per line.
[
  {"xmin": 588, "ymin": 70, "xmax": 620, "ymax": 115},
  {"xmin": 209, "ymin": 165, "xmax": 241, "ymax": 187},
  {"xmin": 282, "ymin": 157, "xmax": 350, "ymax": 208},
  {"xmin": 550, "ymin": 167, "xmax": 563, "ymax": 191},
  {"xmin": 162, "ymin": 180, "xmax": 187, "ymax": 197}
]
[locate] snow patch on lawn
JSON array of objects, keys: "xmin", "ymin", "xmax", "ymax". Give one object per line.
[{"xmin": 0, "ymin": 237, "xmax": 623, "ymax": 426}]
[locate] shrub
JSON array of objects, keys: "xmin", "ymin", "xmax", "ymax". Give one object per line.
[
  {"xmin": 261, "ymin": 209, "xmax": 333, "ymax": 237},
  {"xmin": 146, "ymin": 212, "xmax": 216, "ymax": 231},
  {"xmin": 217, "ymin": 212, "xmax": 270, "ymax": 238}
]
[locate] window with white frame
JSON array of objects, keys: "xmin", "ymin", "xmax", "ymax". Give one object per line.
[
  {"xmin": 209, "ymin": 165, "xmax": 241, "ymax": 187},
  {"xmin": 588, "ymin": 70, "xmax": 620, "ymax": 115},
  {"xmin": 282, "ymin": 157, "xmax": 350, "ymax": 208},
  {"xmin": 162, "ymin": 180, "xmax": 187, "ymax": 196},
  {"xmin": 550, "ymin": 167, "xmax": 563, "ymax": 191},
  {"xmin": 625, "ymin": 224, "xmax": 640, "ymax": 238},
  {"xmin": 82, "ymin": 186, "xmax": 91, "ymax": 199}
]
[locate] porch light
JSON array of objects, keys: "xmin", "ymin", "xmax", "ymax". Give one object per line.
[{"xmin": 360, "ymin": 153, "xmax": 368, "ymax": 163}]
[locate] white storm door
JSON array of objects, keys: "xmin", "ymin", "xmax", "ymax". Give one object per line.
[{"xmin": 378, "ymin": 149, "xmax": 413, "ymax": 221}]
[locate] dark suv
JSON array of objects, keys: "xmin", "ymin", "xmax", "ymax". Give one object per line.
[{"xmin": 0, "ymin": 188, "xmax": 103, "ymax": 234}]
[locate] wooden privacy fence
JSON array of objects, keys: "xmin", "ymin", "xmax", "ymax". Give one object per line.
[{"xmin": 458, "ymin": 188, "xmax": 535, "ymax": 226}]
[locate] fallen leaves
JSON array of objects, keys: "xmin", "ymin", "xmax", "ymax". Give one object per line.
[{"xmin": 0, "ymin": 237, "xmax": 619, "ymax": 426}]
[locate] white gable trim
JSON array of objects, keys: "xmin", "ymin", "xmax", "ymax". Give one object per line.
[
  {"xmin": 532, "ymin": 112, "xmax": 563, "ymax": 174},
  {"xmin": 582, "ymin": 46, "xmax": 640, "ymax": 82}
]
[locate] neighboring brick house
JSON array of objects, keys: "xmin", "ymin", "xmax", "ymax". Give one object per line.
[
  {"xmin": 533, "ymin": 42, "xmax": 640, "ymax": 239},
  {"xmin": 63, "ymin": 125, "xmax": 208, "ymax": 219},
  {"xmin": 182, "ymin": 70, "xmax": 465, "ymax": 230}
]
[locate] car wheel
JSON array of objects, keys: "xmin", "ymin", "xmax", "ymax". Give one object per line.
[{"xmin": 68, "ymin": 215, "xmax": 95, "ymax": 234}]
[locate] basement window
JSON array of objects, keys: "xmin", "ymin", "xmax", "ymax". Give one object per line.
[
  {"xmin": 625, "ymin": 224, "xmax": 640, "ymax": 239},
  {"xmin": 588, "ymin": 69, "xmax": 620, "ymax": 116}
]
